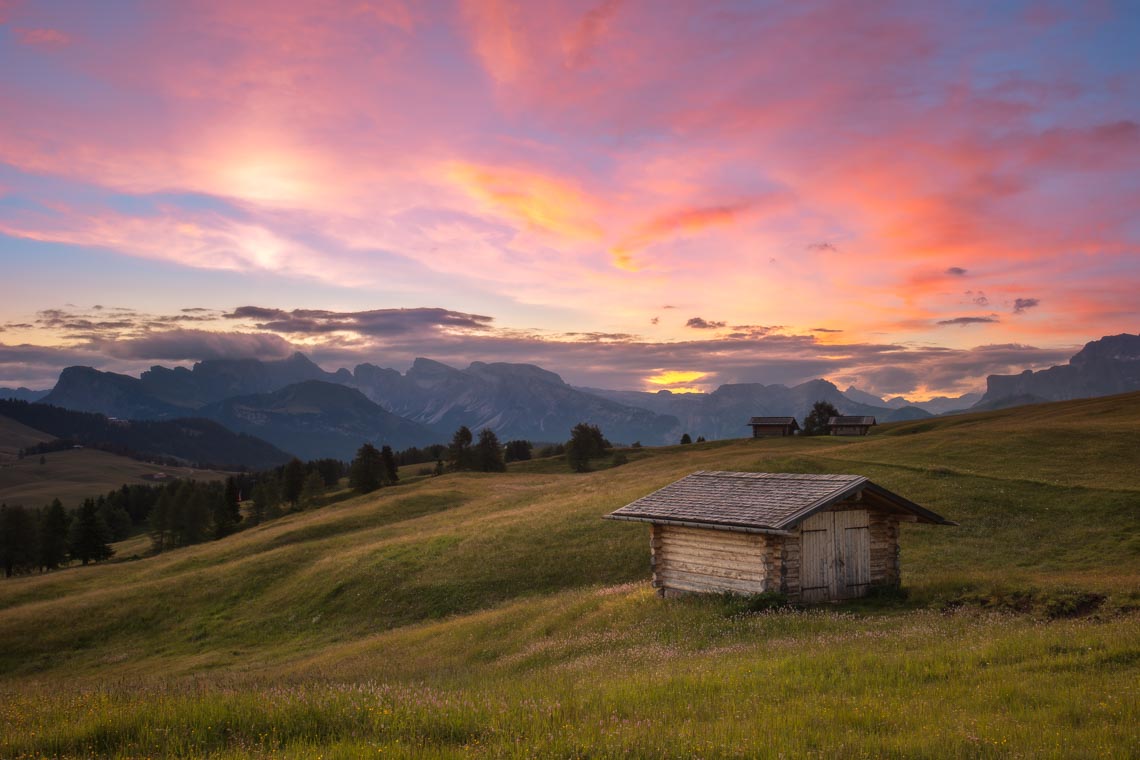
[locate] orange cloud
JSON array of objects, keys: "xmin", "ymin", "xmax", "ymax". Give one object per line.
[
  {"xmin": 612, "ymin": 198, "xmax": 784, "ymax": 270},
  {"xmin": 447, "ymin": 162, "xmax": 604, "ymax": 241}
]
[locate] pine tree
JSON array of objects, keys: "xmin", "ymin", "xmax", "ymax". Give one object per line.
[
  {"xmin": 299, "ymin": 471, "xmax": 325, "ymax": 509},
  {"xmin": 1, "ymin": 504, "xmax": 38, "ymax": 577},
  {"xmin": 217, "ymin": 476, "xmax": 242, "ymax": 538},
  {"xmin": 447, "ymin": 426, "xmax": 474, "ymax": 471},
  {"xmin": 380, "ymin": 445, "xmax": 399, "ymax": 484},
  {"xmin": 474, "ymin": 428, "xmax": 506, "ymax": 472},
  {"xmin": 175, "ymin": 485, "xmax": 211, "ymax": 545},
  {"xmin": 504, "ymin": 440, "xmax": 533, "ymax": 462},
  {"xmin": 98, "ymin": 496, "xmax": 133, "ymax": 541},
  {"xmin": 148, "ymin": 489, "xmax": 173, "ymax": 551},
  {"xmin": 282, "ymin": 458, "xmax": 306, "ymax": 507},
  {"xmin": 69, "ymin": 498, "xmax": 114, "ymax": 565},
  {"xmin": 248, "ymin": 482, "xmax": 267, "ymax": 526},
  {"xmin": 349, "ymin": 443, "xmax": 384, "ymax": 493},
  {"xmin": 38, "ymin": 499, "xmax": 69, "ymax": 570},
  {"xmin": 262, "ymin": 478, "xmax": 283, "ymax": 520},
  {"xmin": 680, "ymin": 433, "xmax": 692, "ymax": 444},
  {"xmin": 566, "ymin": 423, "xmax": 610, "ymax": 473}
]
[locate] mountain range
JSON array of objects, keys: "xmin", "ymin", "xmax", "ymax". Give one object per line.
[
  {"xmin": 10, "ymin": 333, "xmax": 1139, "ymax": 463},
  {"xmin": 0, "ymin": 399, "xmax": 291, "ymax": 470}
]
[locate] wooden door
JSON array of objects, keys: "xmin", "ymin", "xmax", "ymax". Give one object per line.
[{"xmin": 799, "ymin": 510, "xmax": 870, "ymax": 602}]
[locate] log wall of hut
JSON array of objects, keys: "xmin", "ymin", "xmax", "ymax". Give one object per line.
[
  {"xmin": 751, "ymin": 425, "xmax": 794, "ymax": 437},
  {"xmin": 650, "ymin": 524, "xmax": 781, "ymax": 597},
  {"xmin": 649, "ymin": 503, "xmax": 902, "ymax": 600},
  {"xmin": 830, "ymin": 425, "xmax": 872, "ymax": 436}
]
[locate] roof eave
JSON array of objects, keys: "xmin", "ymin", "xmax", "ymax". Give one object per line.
[{"xmin": 603, "ymin": 513, "xmax": 794, "ymax": 536}]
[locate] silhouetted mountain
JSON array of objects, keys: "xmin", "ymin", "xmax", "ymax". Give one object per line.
[
  {"xmin": 353, "ymin": 358, "xmax": 680, "ymax": 445},
  {"xmin": 583, "ymin": 379, "xmax": 889, "ymax": 440},
  {"xmin": 41, "ymin": 367, "xmax": 184, "ymax": 420},
  {"xmin": 43, "ymin": 336, "xmax": 1134, "ymax": 456},
  {"xmin": 979, "ymin": 333, "xmax": 1140, "ymax": 407},
  {"xmin": 140, "ymin": 352, "xmax": 353, "ymax": 408},
  {"xmin": 0, "ymin": 387, "xmax": 50, "ymax": 403},
  {"xmin": 883, "ymin": 405, "xmax": 933, "ymax": 422},
  {"xmin": 200, "ymin": 380, "xmax": 439, "ymax": 461},
  {"xmin": 842, "ymin": 386, "xmax": 892, "ymax": 407},
  {"xmin": 845, "ymin": 385, "xmax": 980, "ymax": 414},
  {"xmin": 890, "ymin": 393, "xmax": 983, "ymax": 415},
  {"xmin": 968, "ymin": 393, "xmax": 1050, "ymax": 412},
  {"xmin": 0, "ymin": 399, "xmax": 291, "ymax": 470}
]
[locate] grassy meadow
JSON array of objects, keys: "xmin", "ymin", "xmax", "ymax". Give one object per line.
[
  {"xmin": 1, "ymin": 393, "xmax": 1138, "ymax": 757},
  {"xmin": 0, "ymin": 445, "xmax": 231, "ymax": 510}
]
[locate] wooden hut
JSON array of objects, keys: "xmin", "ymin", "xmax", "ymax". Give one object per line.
[
  {"xmin": 748, "ymin": 416, "xmax": 800, "ymax": 437},
  {"xmin": 606, "ymin": 471, "xmax": 954, "ymax": 602},
  {"xmin": 828, "ymin": 415, "xmax": 876, "ymax": 436}
]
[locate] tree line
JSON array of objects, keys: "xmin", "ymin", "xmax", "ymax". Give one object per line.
[{"xmin": 2, "ymin": 421, "xmax": 634, "ymax": 578}]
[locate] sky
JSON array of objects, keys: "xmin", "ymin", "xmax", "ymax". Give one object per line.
[{"xmin": 1, "ymin": 0, "xmax": 1137, "ymax": 398}]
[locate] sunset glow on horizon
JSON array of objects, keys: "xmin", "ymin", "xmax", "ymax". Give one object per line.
[{"xmin": 1, "ymin": 1, "xmax": 1137, "ymax": 398}]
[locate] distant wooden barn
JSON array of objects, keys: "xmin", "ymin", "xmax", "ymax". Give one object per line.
[
  {"xmin": 606, "ymin": 471, "xmax": 953, "ymax": 602},
  {"xmin": 828, "ymin": 416, "xmax": 876, "ymax": 436},
  {"xmin": 748, "ymin": 416, "xmax": 800, "ymax": 437}
]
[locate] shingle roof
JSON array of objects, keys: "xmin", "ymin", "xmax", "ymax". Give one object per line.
[
  {"xmin": 606, "ymin": 470, "xmax": 953, "ymax": 532},
  {"xmin": 829, "ymin": 416, "xmax": 877, "ymax": 425},
  {"xmin": 748, "ymin": 416, "xmax": 799, "ymax": 426}
]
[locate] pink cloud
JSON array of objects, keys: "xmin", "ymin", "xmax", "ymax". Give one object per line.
[
  {"xmin": 0, "ymin": 0, "xmax": 1135, "ymax": 360},
  {"xmin": 15, "ymin": 27, "xmax": 71, "ymax": 47}
]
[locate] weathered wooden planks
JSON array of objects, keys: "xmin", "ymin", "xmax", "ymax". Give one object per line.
[{"xmin": 648, "ymin": 506, "xmax": 901, "ymax": 601}]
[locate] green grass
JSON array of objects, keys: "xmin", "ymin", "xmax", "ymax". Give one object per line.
[
  {"xmin": 0, "ymin": 445, "xmax": 230, "ymax": 509},
  {"xmin": 1, "ymin": 393, "xmax": 1138, "ymax": 757}
]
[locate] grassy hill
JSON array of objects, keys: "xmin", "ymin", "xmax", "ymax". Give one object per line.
[
  {"xmin": 1, "ymin": 393, "xmax": 1137, "ymax": 757},
  {"xmin": 0, "ymin": 414, "xmax": 52, "ymax": 459},
  {"xmin": 0, "ymin": 447, "xmax": 231, "ymax": 509}
]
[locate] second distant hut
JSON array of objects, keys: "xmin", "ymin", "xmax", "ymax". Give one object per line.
[
  {"xmin": 828, "ymin": 416, "xmax": 876, "ymax": 436},
  {"xmin": 749, "ymin": 417, "xmax": 800, "ymax": 437}
]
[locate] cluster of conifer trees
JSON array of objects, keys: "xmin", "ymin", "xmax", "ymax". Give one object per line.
[
  {"xmin": 0, "ymin": 456, "xmax": 350, "ymax": 577},
  {"xmin": 1, "ymin": 424, "xmax": 616, "ymax": 578},
  {"xmin": 446, "ymin": 426, "xmax": 508, "ymax": 472}
]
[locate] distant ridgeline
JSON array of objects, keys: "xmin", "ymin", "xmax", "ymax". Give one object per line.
[
  {"xmin": 0, "ymin": 399, "xmax": 291, "ymax": 471},
  {"xmin": 978, "ymin": 333, "xmax": 1140, "ymax": 409},
  {"xmin": 19, "ymin": 333, "xmax": 1139, "ymax": 461}
]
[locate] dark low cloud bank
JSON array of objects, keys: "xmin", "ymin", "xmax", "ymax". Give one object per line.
[
  {"xmin": 97, "ymin": 330, "xmax": 296, "ymax": 361},
  {"xmin": 1, "ymin": 305, "xmax": 1078, "ymax": 396},
  {"xmin": 938, "ymin": 316, "xmax": 999, "ymax": 326},
  {"xmin": 224, "ymin": 306, "xmax": 494, "ymax": 336},
  {"xmin": 686, "ymin": 317, "xmax": 726, "ymax": 329}
]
